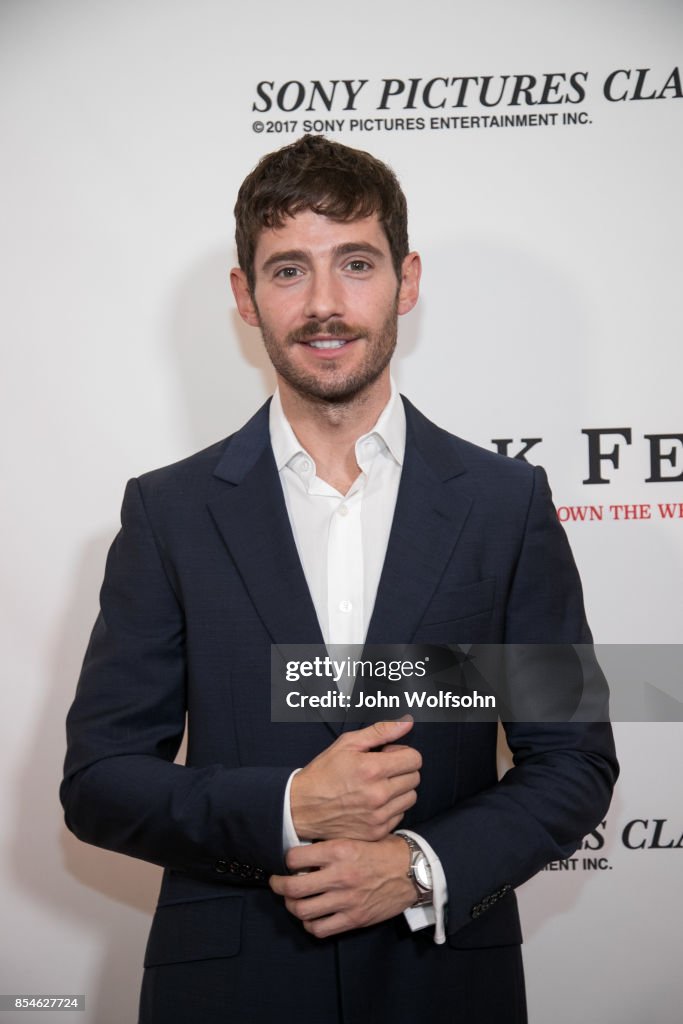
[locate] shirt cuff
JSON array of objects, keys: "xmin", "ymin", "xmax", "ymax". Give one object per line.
[
  {"xmin": 282, "ymin": 768, "xmax": 309, "ymax": 852},
  {"xmin": 396, "ymin": 829, "xmax": 448, "ymax": 944}
]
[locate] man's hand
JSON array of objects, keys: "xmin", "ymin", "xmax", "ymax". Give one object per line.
[
  {"xmin": 290, "ymin": 719, "xmax": 421, "ymax": 841},
  {"xmin": 270, "ymin": 834, "xmax": 415, "ymax": 938}
]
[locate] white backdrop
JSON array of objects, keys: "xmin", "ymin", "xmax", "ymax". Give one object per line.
[{"xmin": 1, "ymin": 1, "xmax": 681, "ymax": 1021}]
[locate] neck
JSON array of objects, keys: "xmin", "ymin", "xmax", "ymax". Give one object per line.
[{"xmin": 278, "ymin": 371, "xmax": 391, "ymax": 493}]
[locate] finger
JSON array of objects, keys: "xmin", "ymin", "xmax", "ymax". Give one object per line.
[
  {"xmin": 273, "ymin": 873, "xmax": 329, "ymax": 900},
  {"xmin": 286, "ymin": 841, "xmax": 340, "ymax": 873},
  {"xmin": 356, "ymin": 792, "xmax": 417, "ymax": 840},
  {"xmin": 379, "ymin": 769, "xmax": 421, "ymax": 799},
  {"xmin": 285, "ymin": 891, "xmax": 347, "ymax": 921},
  {"xmin": 370, "ymin": 770, "xmax": 419, "ymax": 798},
  {"xmin": 271, "ymin": 871, "xmax": 321, "ymax": 897},
  {"xmin": 272, "ymin": 872, "xmax": 327, "ymax": 899},
  {"xmin": 304, "ymin": 911, "xmax": 355, "ymax": 939},
  {"xmin": 378, "ymin": 785, "xmax": 419, "ymax": 822},
  {"xmin": 342, "ymin": 718, "xmax": 414, "ymax": 752},
  {"xmin": 359, "ymin": 773, "xmax": 418, "ymax": 828},
  {"xmin": 370, "ymin": 746, "xmax": 422, "ymax": 779},
  {"xmin": 384, "ymin": 812, "xmax": 409, "ymax": 834},
  {"xmin": 269, "ymin": 873, "xmax": 287, "ymax": 896}
]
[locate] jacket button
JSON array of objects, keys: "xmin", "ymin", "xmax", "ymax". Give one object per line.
[{"xmin": 215, "ymin": 860, "xmax": 229, "ymax": 874}]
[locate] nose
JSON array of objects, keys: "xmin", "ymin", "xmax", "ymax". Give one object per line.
[{"xmin": 303, "ymin": 268, "xmax": 344, "ymax": 322}]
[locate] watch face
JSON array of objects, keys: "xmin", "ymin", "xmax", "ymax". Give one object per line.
[{"xmin": 415, "ymin": 855, "xmax": 432, "ymax": 890}]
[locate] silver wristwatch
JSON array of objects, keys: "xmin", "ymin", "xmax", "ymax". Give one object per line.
[{"xmin": 398, "ymin": 833, "xmax": 433, "ymax": 907}]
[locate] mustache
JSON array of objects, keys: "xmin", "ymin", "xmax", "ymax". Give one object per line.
[{"xmin": 288, "ymin": 320, "xmax": 363, "ymax": 344}]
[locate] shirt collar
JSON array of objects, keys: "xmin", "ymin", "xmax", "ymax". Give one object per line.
[{"xmin": 269, "ymin": 378, "xmax": 406, "ymax": 474}]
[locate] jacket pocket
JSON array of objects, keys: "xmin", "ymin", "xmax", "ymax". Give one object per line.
[
  {"xmin": 144, "ymin": 894, "xmax": 242, "ymax": 966},
  {"xmin": 418, "ymin": 578, "xmax": 496, "ymax": 627}
]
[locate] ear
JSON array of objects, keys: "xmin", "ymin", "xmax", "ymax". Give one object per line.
[
  {"xmin": 230, "ymin": 267, "xmax": 261, "ymax": 327},
  {"xmin": 397, "ymin": 251, "xmax": 421, "ymax": 316}
]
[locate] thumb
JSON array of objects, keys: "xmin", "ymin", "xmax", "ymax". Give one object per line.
[{"xmin": 345, "ymin": 716, "xmax": 414, "ymax": 751}]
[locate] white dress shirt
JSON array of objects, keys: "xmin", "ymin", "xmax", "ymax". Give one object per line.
[{"xmin": 270, "ymin": 381, "xmax": 447, "ymax": 944}]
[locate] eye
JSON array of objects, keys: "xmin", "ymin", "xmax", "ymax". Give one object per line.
[
  {"xmin": 274, "ymin": 266, "xmax": 303, "ymax": 279},
  {"xmin": 345, "ymin": 259, "xmax": 371, "ymax": 273}
]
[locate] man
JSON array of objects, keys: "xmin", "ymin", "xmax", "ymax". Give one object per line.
[{"xmin": 61, "ymin": 135, "xmax": 618, "ymax": 1023}]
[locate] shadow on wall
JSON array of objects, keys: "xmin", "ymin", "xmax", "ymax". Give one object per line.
[
  {"xmin": 167, "ymin": 246, "xmax": 275, "ymax": 449},
  {"xmin": 10, "ymin": 533, "xmax": 160, "ymax": 1024},
  {"xmin": 395, "ymin": 235, "xmax": 594, "ymax": 449}
]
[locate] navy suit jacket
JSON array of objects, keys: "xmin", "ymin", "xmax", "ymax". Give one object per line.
[{"xmin": 61, "ymin": 397, "xmax": 618, "ymax": 1023}]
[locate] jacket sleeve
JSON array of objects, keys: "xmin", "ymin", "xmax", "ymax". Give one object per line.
[
  {"xmin": 60, "ymin": 478, "xmax": 291, "ymax": 880},
  {"xmin": 417, "ymin": 465, "xmax": 619, "ymax": 937}
]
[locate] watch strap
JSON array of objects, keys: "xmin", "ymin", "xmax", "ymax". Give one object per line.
[{"xmin": 397, "ymin": 832, "xmax": 433, "ymax": 907}]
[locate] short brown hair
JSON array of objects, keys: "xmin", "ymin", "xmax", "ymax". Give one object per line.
[{"xmin": 234, "ymin": 134, "xmax": 409, "ymax": 292}]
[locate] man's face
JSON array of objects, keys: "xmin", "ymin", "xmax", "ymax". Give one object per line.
[{"xmin": 231, "ymin": 210, "xmax": 420, "ymax": 404}]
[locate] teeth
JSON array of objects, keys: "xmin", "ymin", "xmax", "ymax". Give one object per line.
[{"xmin": 308, "ymin": 340, "xmax": 347, "ymax": 349}]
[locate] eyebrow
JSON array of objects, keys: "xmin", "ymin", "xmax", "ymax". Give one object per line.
[{"xmin": 260, "ymin": 241, "xmax": 386, "ymax": 274}]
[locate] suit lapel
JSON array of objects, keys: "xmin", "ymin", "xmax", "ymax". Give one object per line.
[
  {"xmin": 208, "ymin": 403, "xmax": 338, "ymax": 735},
  {"xmin": 347, "ymin": 399, "xmax": 474, "ymax": 732},
  {"xmin": 208, "ymin": 402, "xmax": 324, "ymax": 648},
  {"xmin": 366, "ymin": 398, "xmax": 474, "ymax": 645}
]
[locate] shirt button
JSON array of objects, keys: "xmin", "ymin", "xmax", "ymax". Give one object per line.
[
  {"xmin": 337, "ymin": 505, "xmax": 349, "ymax": 517},
  {"xmin": 339, "ymin": 600, "xmax": 353, "ymax": 613},
  {"xmin": 300, "ymin": 459, "xmax": 311, "ymax": 473}
]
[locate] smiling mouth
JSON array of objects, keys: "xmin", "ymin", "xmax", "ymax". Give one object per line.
[
  {"xmin": 306, "ymin": 339, "xmax": 351, "ymax": 350},
  {"xmin": 291, "ymin": 322, "xmax": 362, "ymax": 349}
]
